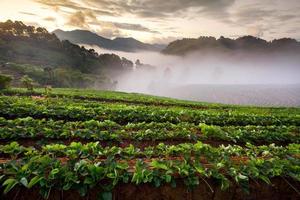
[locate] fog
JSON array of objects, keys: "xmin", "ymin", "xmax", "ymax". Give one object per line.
[{"xmin": 83, "ymin": 44, "xmax": 300, "ymax": 106}]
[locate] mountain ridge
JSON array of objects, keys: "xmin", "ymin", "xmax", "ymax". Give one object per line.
[
  {"xmin": 53, "ymin": 29, "xmax": 164, "ymax": 52},
  {"xmin": 162, "ymin": 36, "xmax": 300, "ymax": 55}
]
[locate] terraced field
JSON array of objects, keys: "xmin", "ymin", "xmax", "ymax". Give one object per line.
[{"xmin": 0, "ymin": 88, "xmax": 299, "ymax": 200}]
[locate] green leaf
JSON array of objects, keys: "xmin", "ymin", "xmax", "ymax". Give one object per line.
[
  {"xmin": 20, "ymin": 177, "xmax": 28, "ymax": 187},
  {"xmin": 84, "ymin": 177, "xmax": 94, "ymax": 185},
  {"xmin": 107, "ymin": 173, "xmax": 116, "ymax": 179},
  {"xmin": 63, "ymin": 183, "xmax": 72, "ymax": 190},
  {"xmin": 194, "ymin": 165, "xmax": 205, "ymax": 174},
  {"xmin": 165, "ymin": 175, "xmax": 172, "ymax": 183},
  {"xmin": 117, "ymin": 162, "xmax": 129, "ymax": 170},
  {"xmin": 220, "ymin": 177, "xmax": 230, "ymax": 190},
  {"xmin": 78, "ymin": 186, "xmax": 88, "ymax": 197},
  {"xmin": 3, "ymin": 178, "xmax": 18, "ymax": 194},
  {"xmin": 28, "ymin": 176, "xmax": 43, "ymax": 188},
  {"xmin": 259, "ymin": 175, "xmax": 271, "ymax": 184},
  {"xmin": 40, "ymin": 187, "xmax": 51, "ymax": 199},
  {"xmin": 50, "ymin": 168, "xmax": 59, "ymax": 175},
  {"xmin": 237, "ymin": 174, "xmax": 248, "ymax": 181},
  {"xmin": 98, "ymin": 191, "xmax": 112, "ymax": 200},
  {"xmin": 154, "ymin": 178, "xmax": 161, "ymax": 187},
  {"xmin": 150, "ymin": 160, "xmax": 168, "ymax": 170}
]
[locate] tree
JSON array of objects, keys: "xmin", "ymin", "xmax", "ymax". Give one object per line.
[
  {"xmin": 121, "ymin": 57, "xmax": 134, "ymax": 69},
  {"xmin": 21, "ymin": 75, "xmax": 34, "ymax": 91},
  {"xmin": 135, "ymin": 59, "xmax": 142, "ymax": 67},
  {"xmin": 43, "ymin": 66, "xmax": 54, "ymax": 85},
  {"xmin": 0, "ymin": 74, "xmax": 12, "ymax": 89}
]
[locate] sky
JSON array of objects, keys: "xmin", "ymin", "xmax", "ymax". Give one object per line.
[{"xmin": 0, "ymin": 0, "xmax": 300, "ymax": 44}]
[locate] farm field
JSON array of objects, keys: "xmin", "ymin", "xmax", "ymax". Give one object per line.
[
  {"xmin": 150, "ymin": 84, "xmax": 300, "ymax": 107},
  {"xmin": 0, "ymin": 88, "xmax": 299, "ymax": 200}
]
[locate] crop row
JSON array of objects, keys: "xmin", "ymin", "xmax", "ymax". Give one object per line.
[
  {"xmin": 2, "ymin": 95, "xmax": 299, "ymax": 118},
  {"xmin": 1, "ymin": 141, "xmax": 299, "ymax": 160},
  {"xmin": 1, "ymin": 96, "xmax": 299, "ymax": 126},
  {"xmin": 0, "ymin": 117, "xmax": 299, "ymax": 144},
  {"xmin": 199, "ymin": 124, "xmax": 300, "ymax": 144},
  {"xmin": 2, "ymin": 94, "xmax": 299, "ymax": 116},
  {"xmin": 0, "ymin": 117, "xmax": 198, "ymax": 141},
  {"xmin": 2, "ymin": 88, "xmax": 216, "ymax": 109},
  {"xmin": 0, "ymin": 142, "xmax": 299, "ymax": 198},
  {"xmin": 4, "ymin": 89, "xmax": 300, "ymax": 115}
]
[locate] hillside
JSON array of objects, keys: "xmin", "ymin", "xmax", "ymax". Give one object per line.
[
  {"xmin": 0, "ymin": 20, "xmax": 134, "ymax": 88},
  {"xmin": 0, "ymin": 88, "xmax": 299, "ymax": 199},
  {"xmin": 162, "ymin": 36, "xmax": 300, "ymax": 55},
  {"xmin": 53, "ymin": 29, "xmax": 164, "ymax": 52}
]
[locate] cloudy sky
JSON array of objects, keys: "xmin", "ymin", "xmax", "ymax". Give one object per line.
[{"xmin": 1, "ymin": 0, "xmax": 300, "ymax": 43}]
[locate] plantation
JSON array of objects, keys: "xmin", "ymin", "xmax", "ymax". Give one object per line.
[{"xmin": 0, "ymin": 88, "xmax": 299, "ymax": 200}]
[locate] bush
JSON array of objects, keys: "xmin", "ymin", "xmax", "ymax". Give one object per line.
[{"xmin": 0, "ymin": 74, "xmax": 12, "ymax": 89}]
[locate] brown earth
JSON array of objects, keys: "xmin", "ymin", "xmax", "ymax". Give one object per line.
[{"xmin": 1, "ymin": 178, "xmax": 299, "ymax": 200}]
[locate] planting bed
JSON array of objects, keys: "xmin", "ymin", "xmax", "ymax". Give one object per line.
[{"xmin": 0, "ymin": 88, "xmax": 299, "ymax": 199}]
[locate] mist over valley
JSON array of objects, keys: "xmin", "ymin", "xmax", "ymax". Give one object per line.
[{"xmin": 82, "ymin": 42, "xmax": 300, "ymax": 106}]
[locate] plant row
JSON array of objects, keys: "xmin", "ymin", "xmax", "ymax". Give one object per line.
[
  {"xmin": 0, "ymin": 117, "xmax": 299, "ymax": 144},
  {"xmin": 1, "ymin": 96, "xmax": 299, "ymax": 126},
  {"xmin": 1, "ymin": 141, "xmax": 299, "ymax": 160},
  {"xmin": 1, "ymin": 88, "xmax": 223, "ymax": 109},
  {"xmin": 0, "ymin": 142, "xmax": 299, "ymax": 198},
  {"xmin": 199, "ymin": 123, "xmax": 300, "ymax": 144},
  {"xmin": 5, "ymin": 89, "xmax": 300, "ymax": 116},
  {"xmin": 2, "ymin": 93, "xmax": 299, "ymax": 116}
]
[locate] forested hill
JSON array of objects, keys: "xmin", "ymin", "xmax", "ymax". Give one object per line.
[
  {"xmin": 162, "ymin": 36, "xmax": 300, "ymax": 55},
  {"xmin": 0, "ymin": 20, "xmax": 135, "ymax": 88},
  {"xmin": 0, "ymin": 20, "xmax": 133, "ymax": 73}
]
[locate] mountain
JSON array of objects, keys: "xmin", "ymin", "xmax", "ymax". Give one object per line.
[
  {"xmin": 162, "ymin": 35, "xmax": 300, "ymax": 55},
  {"xmin": 53, "ymin": 29, "xmax": 164, "ymax": 52}
]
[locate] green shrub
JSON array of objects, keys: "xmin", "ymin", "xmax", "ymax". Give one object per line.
[{"xmin": 0, "ymin": 74, "xmax": 12, "ymax": 89}]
